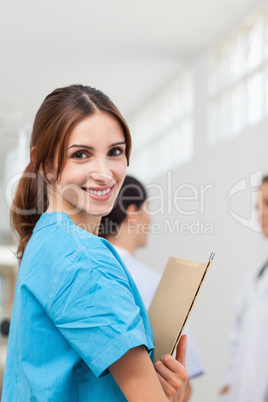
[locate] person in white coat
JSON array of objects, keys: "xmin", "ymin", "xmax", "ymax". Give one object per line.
[
  {"xmin": 99, "ymin": 175, "xmax": 205, "ymax": 402},
  {"xmin": 218, "ymin": 175, "xmax": 268, "ymax": 402}
]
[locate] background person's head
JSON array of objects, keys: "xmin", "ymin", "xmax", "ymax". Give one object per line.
[
  {"xmin": 99, "ymin": 175, "xmax": 151, "ymax": 253},
  {"xmin": 257, "ymin": 175, "xmax": 268, "ymax": 237},
  {"xmin": 11, "ymin": 84, "xmax": 132, "ymax": 262}
]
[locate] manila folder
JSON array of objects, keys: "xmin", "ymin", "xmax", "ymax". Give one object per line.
[{"xmin": 148, "ymin": 255, "xmax": 213, "ymax": 362}]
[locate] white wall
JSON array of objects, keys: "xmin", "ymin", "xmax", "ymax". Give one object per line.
[{"xmin": 136, "ymin": 53, "xmax": 268, "ymax": 402}]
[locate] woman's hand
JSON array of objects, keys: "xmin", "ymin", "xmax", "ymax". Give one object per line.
[{"xmin": 154, "ymin": 335, "xmax": 189, "ymax": 402}]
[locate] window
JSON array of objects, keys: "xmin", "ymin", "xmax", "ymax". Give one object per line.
[
  {"xmin": 208, "ymin": 6, "xmax": 268, "ymax": 144},
  {"xmin": 128, "ymin": 71, "xmax": 194, "ymax": 182}
]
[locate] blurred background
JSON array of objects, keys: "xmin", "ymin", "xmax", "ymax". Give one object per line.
[{"xmin": 1, "ymin": 0, "xmax": 268, "ymax": 400}]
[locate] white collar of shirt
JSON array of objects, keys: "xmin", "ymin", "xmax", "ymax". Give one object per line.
[{"xmin": 113, "ymin": 245, "xmax": 132, "ymax": 258}]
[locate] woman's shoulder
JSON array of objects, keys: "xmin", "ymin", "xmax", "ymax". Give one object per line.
[
  {"xmin": 29, "ymin": 212, "xmax": 123, "ymax": 269},
  {"xmin": 32, "ymin": 212, "xmax": 100, "ymax": 249},
  {"xmin": 20, "ymin": 213, "xmax": 128, "ymax": 304}
]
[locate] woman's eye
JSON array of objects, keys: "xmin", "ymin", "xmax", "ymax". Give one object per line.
[
  {"xmin": 72, "ymin": 151, "xmax": 88, "ymax": 159},
  {"xmin": 109, "ymin": 148, "xmax": 122, "ymax": 157}
]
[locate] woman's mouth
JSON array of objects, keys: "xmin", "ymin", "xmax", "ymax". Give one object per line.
[{"xmin": 82, "ymin": 185, "xmax": 114, "ymax": 200}]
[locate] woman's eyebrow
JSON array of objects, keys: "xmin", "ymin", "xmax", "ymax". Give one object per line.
[
  {"xmin": 110, "ymin": 141, "xmax": 126, "ymax": 147},
  {"xmin": 68, "ymin": 144, "xmax": 93, "ymax": 150},
  {"xmin": 68, "ymin": 141, "xmax": 126, "ymax": 150}
]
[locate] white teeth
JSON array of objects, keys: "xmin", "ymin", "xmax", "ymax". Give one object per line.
[{"xmin": 86, "ymin": 187, "xmax": 111, "ymax": 196}]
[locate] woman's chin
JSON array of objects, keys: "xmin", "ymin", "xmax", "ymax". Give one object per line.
[{"xmin": 88, "ymin": 206, "xmax": 113, "ymax": 217}]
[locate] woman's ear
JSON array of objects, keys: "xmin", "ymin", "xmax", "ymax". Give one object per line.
[{"xmin": 42, "ymin": 163, "xmax": 55, "ymax": 182}]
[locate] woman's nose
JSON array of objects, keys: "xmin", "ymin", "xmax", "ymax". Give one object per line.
[
  {"xmin": 89, "ymin": 171, "xmax": 113, "ymax": 184},
  {"xmin": 88, "ymin": 157, "xmax": 113, "ymax": 183}
]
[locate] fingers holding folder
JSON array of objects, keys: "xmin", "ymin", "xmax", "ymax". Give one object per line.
[
  {"xmin": 154, "ymin": 335, "xmax": 189, "ymax": 402},
  {"xmin": 175, "ymin": 334, "xmax": 187, "ymax": 366}
]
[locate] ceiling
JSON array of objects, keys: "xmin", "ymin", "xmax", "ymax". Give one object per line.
[{"xmin": 0, "ymin": 0, "xmax": 266, "ymax": 176}]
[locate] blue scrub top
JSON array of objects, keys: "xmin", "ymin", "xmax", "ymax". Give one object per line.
[{"xmin": 2, "ymin": 212, "xmax": 154, "ymax": 401}]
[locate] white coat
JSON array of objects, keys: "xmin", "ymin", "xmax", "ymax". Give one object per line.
[{"xmin": 219, "ymin": 262, "xmax": 268, "ymax": 402}]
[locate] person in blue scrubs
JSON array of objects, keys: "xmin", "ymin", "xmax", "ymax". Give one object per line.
[{"xmin": 2, "ymin": 85, "xmax": 188, "ymax": 401}]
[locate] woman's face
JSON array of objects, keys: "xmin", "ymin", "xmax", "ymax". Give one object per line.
[
  {"xmin": 135, "ymin": 200, "xmax": 151, "ymax": 248},
  {"xmin": 48, "ymin": 111, "xmax": 127, "ymax": 227},
  {"xmin": 257, "ymin": 182, "xmax": 268, "ymax": 237}
]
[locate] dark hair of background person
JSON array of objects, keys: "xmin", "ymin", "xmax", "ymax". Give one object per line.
[
  {"xmin": 99, "ymin": 175, "xmax": 147, "ymax": 238},
  {"xmin": 10, "ymin": 85, "xmax": 132, "ymax": 263},
  {"xmin": 262, "ymin": 175, "xmax": 268, "ymax": 184}
]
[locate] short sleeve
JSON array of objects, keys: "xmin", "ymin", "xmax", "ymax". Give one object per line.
[{"xmin": 47, "ymin": 245, "xmax": 152, "ymax": 378}]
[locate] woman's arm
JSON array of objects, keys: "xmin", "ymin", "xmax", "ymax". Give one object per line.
[{"xmin": 109, "ymin": 335, "xmax": 188, "ymax": 402}]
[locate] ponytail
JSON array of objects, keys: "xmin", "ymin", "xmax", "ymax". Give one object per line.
[{"xmin": 10, "ymin": 162, "xmax": 48, "ymax": 263}]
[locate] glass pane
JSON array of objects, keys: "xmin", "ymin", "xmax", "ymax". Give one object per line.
[
  {"xmin": 209, "ymin": 55, "xmax": 220, "ymax": 95},
  {"xmin": 246, "ymin": 19, "xmax": 263, "ymax": 72},
  {"xmin": 169, "ymin": 127, "xmax": 182, "ymax": 168},
  {"xmin": 229, "ymin": 34, "xmax": 246, "ymax": 82},
  {"xmin": 157, "ymin": 106, "xmax": 169, "ymax": 134},
  {"xmin": 230, "ymin": 83, "xmax": 246, "ymax": 135},
  {"xmin": 218, "ymin": 93, "xmax": 230, "ymax": 140},
  {"xmin": 181, "ymin": 119, "xmax": 194, "ymax": 161},
  {"xmin": 264, "ymin": 13, "xmax": 268, "ymax": 60},
  {"xmin": 218, "ymin": 44, "xmax": 231, "ymax": 90},
  {"xmin": 170, "ymin": 93, "xmax": 181, "ymax": 121},
  {"xmin": 207, "ymin": 102, "xmax": 219, "ymax": 145},
  {"xmin": 183, "ymin": 85, "xmax": 194, "ymax": 115},
  {"xmin": 247, "ymin": 71, "xmax": 263, "ymax": 125}
]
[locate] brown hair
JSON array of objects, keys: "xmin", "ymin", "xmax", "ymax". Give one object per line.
[
  {"xmin": 262, "ymin": 175, "xmax": 268, "ymax": 184},
  {"xmin": 11, "ymin": 84, "xmax": 132, "ymax": 263}
]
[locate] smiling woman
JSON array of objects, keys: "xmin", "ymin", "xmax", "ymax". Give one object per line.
[{"xmin": 2, "ymin": 85, "xmax": 188, "ymax": 402}]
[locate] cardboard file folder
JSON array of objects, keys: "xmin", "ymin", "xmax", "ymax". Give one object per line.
[{"xmin": 148, "ymin": 253, "xmax": 214, "ymax": 362}]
